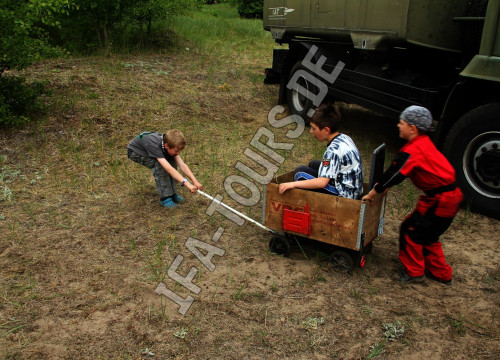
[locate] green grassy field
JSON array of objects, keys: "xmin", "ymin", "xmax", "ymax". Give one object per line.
[{"xmin": 1, "ymin": 4, "xmax": 499, "ymax": 360}]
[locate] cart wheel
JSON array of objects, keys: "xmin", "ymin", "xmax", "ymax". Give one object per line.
[
  {"xmin": 330, "ymin": 251, "xmax": 354, "ymax": 272},
  {"xmin": 269, "ymin": 236, "xmax": 291, "ymax": 257}
]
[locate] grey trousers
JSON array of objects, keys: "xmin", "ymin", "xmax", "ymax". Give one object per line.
[{"xmin": 127, "ymin": 149, "xmax": 178, "ymax": 199}]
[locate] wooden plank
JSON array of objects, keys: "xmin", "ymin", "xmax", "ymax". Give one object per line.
[
  {"xmin": 273, "ymin": 172, "xmax": 294, "ymax": 184},
  {"xmin": 264, "ymin": 172, "xmax": 364, "ymax": 250},
  {"xmin": 362, "ymin": 195, "xmax": 384, "ymax": 246},
  {"xmin": 264, "ymin": 171, "xmax": 386, "ymax": 251}
]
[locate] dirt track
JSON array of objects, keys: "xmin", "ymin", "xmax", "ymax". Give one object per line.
[{"xmin": 0, "ymin": 51, "xmax": 499, "ymax": 359}]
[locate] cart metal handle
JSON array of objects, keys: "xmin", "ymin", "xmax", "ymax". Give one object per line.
[{"xmin": 197, "ymin": 190, "xmax": 276, "ymax": 234}]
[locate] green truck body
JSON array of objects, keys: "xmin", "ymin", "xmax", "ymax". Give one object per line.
[
  {"xmin": 265, "ymin": 0, "xmax": 470, "ymax": 52},
  {"xmin": 263, "ymin": 0, "xmax": 500, "ymax": 219}
]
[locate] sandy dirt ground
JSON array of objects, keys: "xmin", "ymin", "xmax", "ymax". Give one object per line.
[{"xmin": 0, "ymin": 53, "xmax": 499, "ymax": 360}]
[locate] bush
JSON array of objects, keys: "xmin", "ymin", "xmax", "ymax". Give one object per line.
[
  {"xmin": 200, "ymin": 0, "xmax": 235, "ymax": 4},
  {"xmin": 56, "ymin": 0, "xmax": 199, "ymax": 53},
  {"xmin": 0, "ymin": 0, "xmax": 71, "ymax": 73},
  {"xmin": 237, "ymin": 0, "xmax": 263, "ymax": 19},
  {"xmin": 0, "ymin": 76, "xmax": 46, "ymax": 126}
]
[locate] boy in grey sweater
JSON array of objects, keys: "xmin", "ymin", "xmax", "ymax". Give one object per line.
[{"xmin": 127, "ymin": 130, "xmax": 203, "ymax": 207}]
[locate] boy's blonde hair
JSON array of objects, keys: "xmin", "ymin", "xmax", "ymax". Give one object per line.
[{"xmin": 164, "ymin": 130, "xmax": 186, "ymax": 150}]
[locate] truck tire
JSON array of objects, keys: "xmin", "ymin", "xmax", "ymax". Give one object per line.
[
  {"xmin": 286, "ymin": 62, "xmax": 315, "ymax": 122},
  {"xmin": 443, "ymin": 103, "xmax": 500, "ymax": 219}
]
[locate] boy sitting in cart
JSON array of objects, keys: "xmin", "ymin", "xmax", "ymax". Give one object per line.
[{"xmin": 278, "ymin": 102, "xmax": 364, "ymax": 199}]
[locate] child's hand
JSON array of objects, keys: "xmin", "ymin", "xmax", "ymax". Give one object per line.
[
  {"xmin": 362, "ymin": 189, "xmax": 377, "ymax": 206},
  {"xmin": 362, "ymin": 188, "xmax": 390, "ymax": 206},
  {"xmin": 279, "ymin": 182, "xmax": 295, "ymax": 194},
  {"xmin": 194, "ymin": 181, "xmax": 204, "ymax": 191},
  {"xmin": 186, "ymin": 182, "xmax": 198, "ymax": 193}
]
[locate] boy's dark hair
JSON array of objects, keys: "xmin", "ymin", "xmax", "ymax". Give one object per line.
[{"xmin": 309, "ymin": 102, "xmax": 342, "ymax": 133}]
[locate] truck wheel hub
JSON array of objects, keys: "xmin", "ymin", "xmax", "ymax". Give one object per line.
[
  {"xmin": 465, "ymin": 132, "xmax": 500, "ymax": 198},
  {"xmin": 475, "ymin": 141, "xmax": 500, "ymax": 184}
]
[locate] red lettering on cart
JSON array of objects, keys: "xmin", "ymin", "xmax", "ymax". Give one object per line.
[{"xmin": 271, "ymin": 201, "xmax": 305, "ymax": 213}]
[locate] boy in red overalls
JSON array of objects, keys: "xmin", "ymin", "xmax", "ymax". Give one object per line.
[{"xmin": 363, "ymin": 106, "xmax": 463, "ymax": 284}]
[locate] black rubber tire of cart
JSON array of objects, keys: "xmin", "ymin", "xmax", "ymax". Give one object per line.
[
  {"xmin": 269, "ymin": 236, "xmax": 291, "ymax": 257},
  {"xmin": 443, "ymin": 103, "xmax": 500, "ymax": 219},
  {"xmin": 286, "ymin": 62, "xmax": 316, "ymax": 123},
  {"xmin": 330, "ymin": 250, "xmax": 354, "ymax": 272}
]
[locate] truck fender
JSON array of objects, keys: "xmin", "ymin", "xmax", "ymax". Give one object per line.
[{"xmin": 436, "ymin": 82, "xmax": 475, "ymax": 145}]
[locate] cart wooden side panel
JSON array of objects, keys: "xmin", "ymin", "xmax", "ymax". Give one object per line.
[
  {"xmin": 263, "ymin": 172, "xmax": 384, "ymax": 251},
  {"xmin": 361, "ymin": 195, "xmax": 385, "ymax": 246}
]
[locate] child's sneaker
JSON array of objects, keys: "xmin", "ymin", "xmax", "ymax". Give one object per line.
[
  {"xmin": 399, "ymin": 270, "xmax": 425, "ymax": 284},
  {"xmin": 160, "ymin": 197, "xmax": 177, "ymax": 208},
  {"xmin": 172, "ymin": 194, "xmax": 185, "ymax": 204}
]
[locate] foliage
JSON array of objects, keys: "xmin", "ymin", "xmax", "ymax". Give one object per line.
[
  {"xmin": 130, "ymin": 0, "xmax": 198, "ymax": 42},
  {"xmin": 0, "ymin": 0, "xmax": 70, "ymax": 125},
  {"xmin": 0, "ymin": 0, "xmax": 74, "ymax": 74},
  {"xmin": 302, "ymin": 317, "xmax": 325, "ymax": 330},
  {"xmin": 173, "ymin": 327, "xmax": 188, "ymax": 338},
  {"xmin": 382, "ymin": 321, "xmax": 406, "ymax": 341},
  {"xmin": 236, "ymin": 0, "xmax": 263, "ymax": 19},
  {"xmin": 0, "ymin": 76, "xmax": 46, "ymax": 126},
  {"xmin": 57, "ymin": 0, "xmax": 135, "ymax": 51},
  {"xmin": 169, "ymin": 1, "xmax": 270, "ymax": 57},
  {"xmin": 201, "ymin": 0, "xmax": 237, "ymax": 4},
  {"xmin": 57, "ymin": 0, "xmax": 198, "ymax": 52}
]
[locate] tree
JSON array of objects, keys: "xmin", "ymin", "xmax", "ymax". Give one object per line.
[
  {"xmin": 236, "ymin": 0, "xmax": 263, "ymax": 19},
  {"xmin": 57, "ymin": 0, "xmax": 198, "ymax": 51},
  {"xmin": 66, "ymin": 0, "xmax": 136, "ymax": 48},
  {"xmin": 0, "ymin": 0, "xmax": 74, "ymax": 74},
  {"xmin": 130, "ymin": 0, "xmax": 198, "ymax": 42},
  {"xmin": 0, "ymin": 0, "xmax": 74, "ymax": 125}
]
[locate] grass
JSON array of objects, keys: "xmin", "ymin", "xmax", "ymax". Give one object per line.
[
  {"xmin": 1, "ymin": 322, "xmax": 27, "ymax": 339},
  {"xmin": 448, "ymin": 314, "xmax": 467, "ymax": 336},
  {"xmin": 366, "ymin": 340, "xmax": 386, "ymax": 359},
  {"xmin": 233, "ymin": 281, "xmax": 247, "ymax": 301},
  {"xmin": 0, "ymin": 3, "xmax": 498, "ymax": 360},
  {"xmin": 149, "ymin": 236, "xmax": 172, "ymax": 282},
  {"xmin": 168, "ymin": 3, "xmax": 276, "ymax": 63},
  {"xmin": 365, "ymin": 321, "xmax": 406, "ymax": 359}
]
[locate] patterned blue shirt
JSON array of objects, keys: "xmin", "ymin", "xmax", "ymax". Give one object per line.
[{"xmin": 318, "ymin": 133, "xmax": 364, "ymax": 199}]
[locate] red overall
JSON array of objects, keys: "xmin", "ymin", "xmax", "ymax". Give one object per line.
[{"xmin": 375, "ymin": 135, "xmax": 463, "ymax": 281}]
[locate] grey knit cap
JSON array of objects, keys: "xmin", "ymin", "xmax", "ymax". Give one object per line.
[{"xmin": 400, "ymin": 105, "xmax": 434, "ymax": 132}]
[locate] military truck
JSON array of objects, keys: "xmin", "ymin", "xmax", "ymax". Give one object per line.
[{"xmin": 263, "ymin": 0, "xmax": 500, "ymax": 219}]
